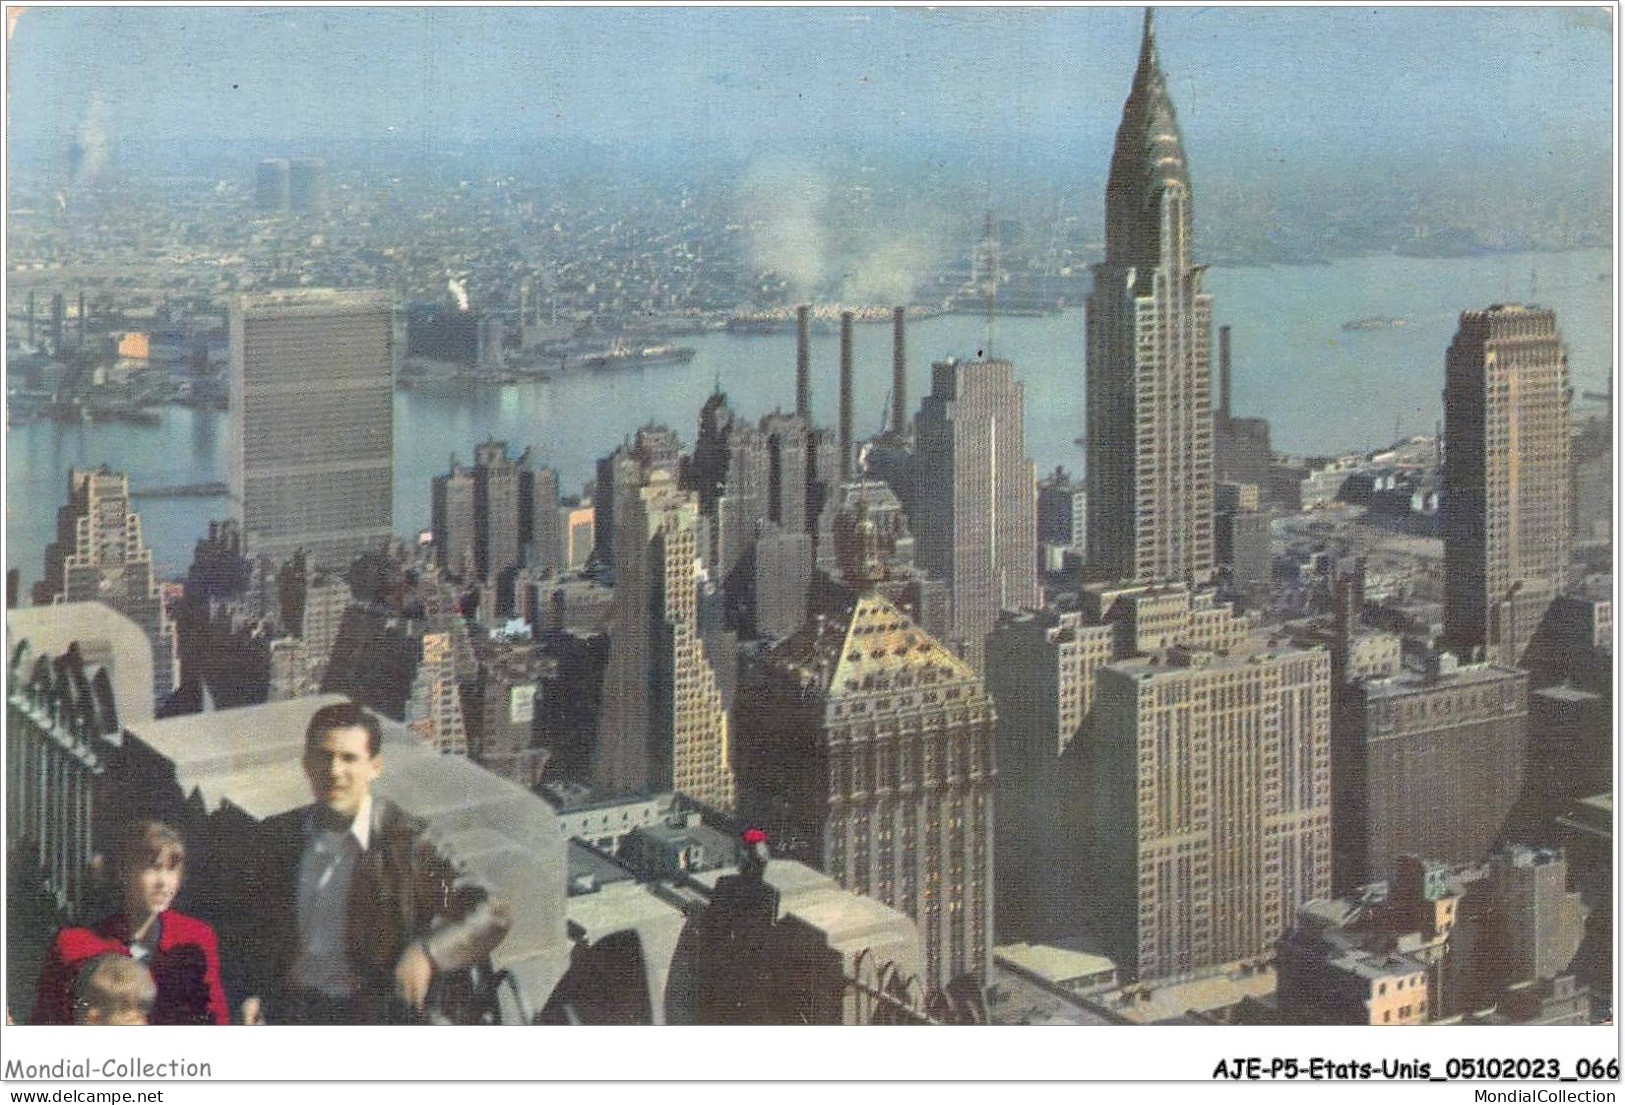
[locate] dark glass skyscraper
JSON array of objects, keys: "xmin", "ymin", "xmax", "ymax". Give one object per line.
[{"xmin": 1085, "ymin": 11, "xmax": 1215, "ymax": 586}]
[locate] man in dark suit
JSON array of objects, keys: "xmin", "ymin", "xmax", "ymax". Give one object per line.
[{"xmin": 237, "ymin": 702, "xmax": 510, "ymax": 1025}]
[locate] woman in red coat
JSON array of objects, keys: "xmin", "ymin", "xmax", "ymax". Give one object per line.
[{"xmin": 32, "ymin": 821, "xmax": 228, "ymax": 1025}]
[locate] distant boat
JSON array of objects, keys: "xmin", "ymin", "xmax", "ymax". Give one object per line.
[
  {"xmin": 1341, "ymin": 317, "xmax": 1409, "ymax": 332},
  {"xmin": 580, "ymin": 340, "xmax": 696, "ymax": 370}
]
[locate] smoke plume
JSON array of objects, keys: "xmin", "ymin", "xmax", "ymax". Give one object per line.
[
  {"xmin": 66, "ymin": 92, "xmax": 110, "ymax": 195},
  {"xmin": 447, "ymin": 276, "xmax": 471, "ymax": 312},
  {"xmin": 737, "ymin": 159, "xmax": 830, "ymax": 298},
  {"xmin": 838, "ymin": 229, "xmax": 951, "ymax": 307},
  {"xmin": 737, "ymin": 157, "xmax": 956, "ymax": 307}
]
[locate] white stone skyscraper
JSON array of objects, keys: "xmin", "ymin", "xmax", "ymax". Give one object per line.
[
  {"xmin": 228, "ymin": 289, "xmax": 394, "ymax": 568},
  {"xmin": 1443, "ymin": 305, "xmax": 1573, "ymax": 668},
  {"xmin": 1084, "ymin": 640, "xmax": 1332, "ymax": 981},
  {"xmin": 912, "ymin": 356, "xmax": 1038, "ymax": 671},
  {"xmin": 1085, "ymin": 10, "xmax": 1215, "ymax": 586},
  {"xmin": 34, "ymin": 466, "xmax": 179, "ymax": 705}
]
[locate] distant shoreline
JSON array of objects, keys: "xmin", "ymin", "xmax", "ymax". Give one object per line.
[{"xmin": 1202, "ymin": 241, "xmax": 1611, "ymax": 271}]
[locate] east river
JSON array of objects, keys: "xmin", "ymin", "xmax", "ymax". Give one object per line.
[{"xmin": 6, "ymin": 248, "xmax": 1611, "ymax": 593}]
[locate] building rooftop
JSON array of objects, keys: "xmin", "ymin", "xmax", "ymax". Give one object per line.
[
  {"xmin": 1556, "ymin": 794, "xmax": 1612, "ymax": 841},
  {"xmin": 8, "ymin": 601, "xmax": 156, "ymax": 724},
  {"xmin": 993, "ymin": 943, "xmax": 1116, "ymax": 987},
  {"xmin": 1361, "ymin": 658, "xmax": 1524, "ymax": 697},
  {"xmin": 768, "ymin": 590, "xmax": 976, "ymax": 699},
  {"xmin": 235, "ymin": 287, "xmax": 390, "ymax": 312},
  {"xmin": 987, "ymin": 967, "xmax": 1119, "ymax": 1026},
  {"xmin": 1087, "ymin": 963, "xmax": 1277, "ymax": 1025},
  {"xmin": 689, "ymin": 860, "xmax": 922, "ymax": 971},
  {"xmin": 1108, "ymin": 634, "xmax": 1326, "ymax": 679},
  {"xmin": 1326, "ymin": 948, "xmax": 1425, "ymax": 981},
  {"xmin": 566, "ymin": 839, "xmax": 639, "ymax": 893}
]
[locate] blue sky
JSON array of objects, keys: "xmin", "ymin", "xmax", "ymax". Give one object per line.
[{"xmin": 7, "ymin": 6, "xmax": 1613, "ymax": 169}]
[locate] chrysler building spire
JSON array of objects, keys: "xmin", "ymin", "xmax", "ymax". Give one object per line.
[{"xmin": 1105, "ymin": 7, "xmax": 1191, "ymax": 270}]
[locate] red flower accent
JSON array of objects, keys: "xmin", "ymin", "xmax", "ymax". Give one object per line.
[{"xmin": 742, "ymin": 827, "xmax": 767, "ymax": 845}]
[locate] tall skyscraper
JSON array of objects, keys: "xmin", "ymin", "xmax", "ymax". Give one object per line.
[
  {"xmin": 228, "ymin": 289, "xmax": 394, "ymax": 569},
  {"xmin": 595, "ymin": 468, "xmax": 735, "ymax": 811},
  {"xmin": 34, "ymin": 466, "xmax": 179, "ymax": 705},
  {"xmin": 1086, "ymin": 11, "xmax": 1215, "ymax": 586},
  {"xmin": 594, "ymin": 425, "xmax": 683, "ymax": 569},
  {"xmin": 431, "ymin": 457, "xmax": 478, "ymax": 578},
  {"xmin": 437, "ymin": 444, "xmax": 562, "ymax": 588},
  {"xmin": 689, "ymin": 390, "xmax": 772, "ymax": 598},
  {"xmin": 913, "ymin": 356, "xmax": 1037, "ymax": 670},
  {"xmin": 322, "ymin": 606, "xmax": 472, "ymax": 756},
  {"xmin": 522, "ymin": 461, "xmax": 562, "ymax": 576},
  {"xmin": 736, "ymin": 532, "xmax": 997, "ymax": 993},
  {"xmin": 760, "ymin": 411, "xmax": 810, "ymax": 536},
  {"xmin": 1215, "ymin": 481, "xmax": 1270, "ymax": 611},
  {"xmin": 472, "ymin": 440, "xmax": 523, "ymax": 586},
  {"xmin": 984, "ymin": 607, "xmax": 1114, "ymax": 940},
  {"xmin": 462, "ymin": 634, "xmax": 551, "ymax": 789},
  {"xmin": 751, "ymin": 526, "xmax": 813, "ymax": 640},
  {"xmin": 813, "ymin": 480, "xmax": 953, "ymax": 646},
  {"xmin": 560, "ymin": 498, "xmax": 596, "ymax": 571},
  {"xmin": 1443, "ymin": 305, "xmax": 1572, "ymax": 668},
  {"xmin": 255, "ymin": 158, "xmax": 291, "ymax": 213},
  {"xmin": 1081, "ymin": 639, "xmax": 1331, "ymax": 981},
  {"xmin": 288, "ymin": 157, "xmax": 329, "ymax": 216},
  {"xmin": 992, "ymin": 582, "xmax": 1254, "ymax": 944},
  {"xmin": 1036, "ymin": 467, "xmax": 1087, "ymax": 554}
]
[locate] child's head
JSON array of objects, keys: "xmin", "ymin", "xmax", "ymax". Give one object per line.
[
  {"xmin": 115, "ymin": 820, "xmax": 186, "ymax": 921},
  {"xmin": 73, "ymin": 954, "xmax": 155, "ymax": 1025}
]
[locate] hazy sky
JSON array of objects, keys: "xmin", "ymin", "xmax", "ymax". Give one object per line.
[{"xmin": 7, "ymin": 6, "xmax": 1614, "ymax": 172}]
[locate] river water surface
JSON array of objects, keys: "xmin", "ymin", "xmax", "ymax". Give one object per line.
[{"xmin": 7, "ymin": 247, "xmax": 1610, "ymax": 592}]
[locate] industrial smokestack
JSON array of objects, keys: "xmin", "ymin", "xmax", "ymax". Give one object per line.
[
  {"xmin": 891, "ymin": 306, "xmax": 907, "ymax": 436},
  {"xmin": 50, "ymin": 293, "xmax": 65, "ymax": 356},
  {"xmin": 1218, "ymin": 325, "xmax": 1232, "ymax": 424},
  {"xmin": 839, "ymin": 311, "xmax": 854, "ymax": 480},
  {"xmin": 795, "ymin": 305, "xmax": 811, "ymax": 420}
]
